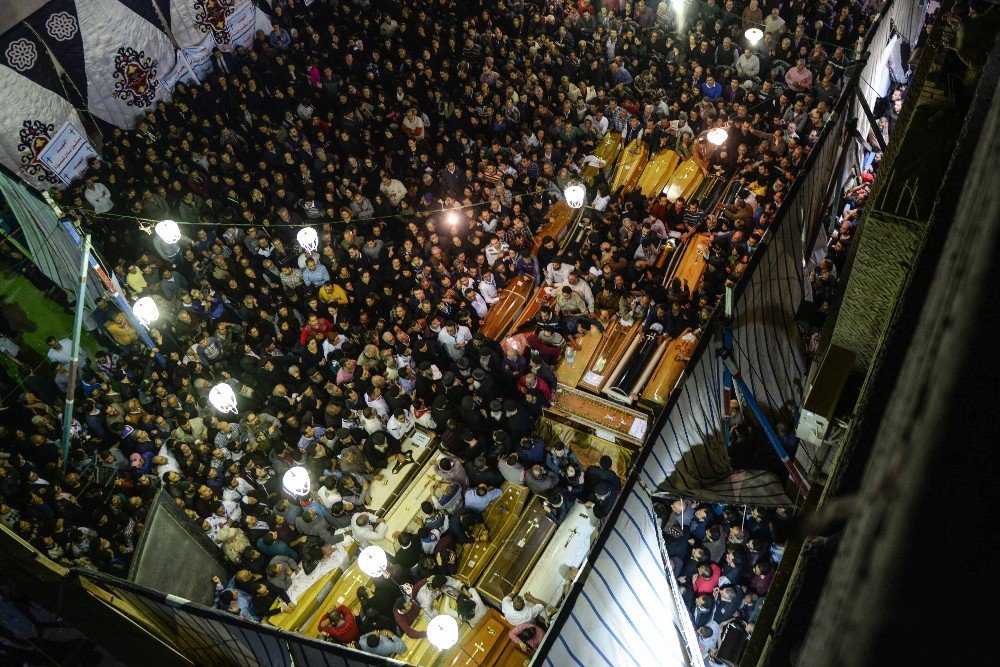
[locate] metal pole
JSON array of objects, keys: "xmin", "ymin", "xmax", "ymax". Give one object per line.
[
  {"xmin": 717, "ymin": 346, "xmax": 809, "ymax": 496},
  {"xmin": 723, "ymin": 285, "xmax": 734, "ymax": 448},
  {"xmin": 60, "ymin": 233, "xmax": 91, "ymax": 472}
]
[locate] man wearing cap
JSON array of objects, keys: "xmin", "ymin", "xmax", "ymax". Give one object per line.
[
  {"xmin": 504, "ymin": 400, "xmax": 532, "ymax": 442},
  {"xmin": 543, "ymin": 490, "xmax": 572, "ymax": 525}
]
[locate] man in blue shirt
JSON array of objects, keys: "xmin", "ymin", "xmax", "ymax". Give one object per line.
[
  {"xmin": 700, "ymin": 75, "xmax": 723, "ymax": 102},
  {"xmin": 611, "ymin": 62, "xmax": 633, "ymax": 86},
  {"xmin": 301, "ymin": 258, "xmax": 330, "ymax": 288},
  {"xmin": 268, "ymin": 23, "xmax": 291, "ymax": 51},
  {"xmin": 357, "ymin": 630, "xmax": 406, "ymax": 657},
  {"xmin": 464, "ymin": 484, "xmax": 502, "ymax": 513}
]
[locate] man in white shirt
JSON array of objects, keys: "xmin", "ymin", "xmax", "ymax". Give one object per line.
[
  {"xmin": 386, "ymin": 409, "xmax": 415, "ymax": 441},
  {"xmin": 83, "ymin": 178, "xmax": 114, "ymax": 214},
  {"xmin": 350, "ymin": 511, "xmax": 387, "ymax": 549},
  {"xmin": 484, "ymin": 238, "xmax": 508, "ymax": 266},
  {"xmin": 545, "ymin": 261, "xmax": 575, "ymax": 287},
  {"xmin": 558, "ymin": 272, "xmax": 595, "ymax": 313},
  {"xmin": 501, "ymin": 592, "xmax": 546, "ymax": 625},
  {"xmin": 479, "ymin": 269, "xmax": 500, "ymax": 304},
  {"xmin": 46, "ymin": 337, "xmax": 84, "ymax": 366},
  {"xmin": 380, "ymin": 174, "xmax": 407, "ymax": 206},
  {"xmin": 437, "ymin": 322, "xmax": 472, "ymax": 360},
  {"xmin": 402, "ymin": 108, "xmax": 425, "ymax": 140}
]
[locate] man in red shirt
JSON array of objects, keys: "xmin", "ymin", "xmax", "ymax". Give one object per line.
[
  {"xmin": 317, "ymin": 605, "xmax": 360, "ymax": 644},
  {"xmin": 300, "ymin": 313, "xmax": 333, "ymax": 345}
]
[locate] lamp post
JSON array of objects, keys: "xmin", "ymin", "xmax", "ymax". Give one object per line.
[
  {"xmin": 282, "ymin": 466, "xmax": 311, "ymax": 497},
  {"xmin": 707, "ymin": 127, "xmax": 729, "ymax": 146},
  {"xmin": 296, "ymin": 226, "xmax": 319, "ymax": 253},
  {"xmin": 132, "ymin": 297, "xmax": 159, "ymax": 328},
  {"xmin": 208, "ymin": 383, "xmax": 239, "ymax": 414},
  {"xmin": 59, "ymin": 233, "xmax": 91, "ymax": 473},
  {"xmin": 154, "ymin": 219, "xmax": 181, "ymax": 244},
  {"xmin": 564, "ymin": 182, "xmax": 585, "ymax": 209}
]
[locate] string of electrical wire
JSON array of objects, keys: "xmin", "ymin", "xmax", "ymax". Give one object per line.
[{"xmin": 58, "ymin": 185, "xmax": 556, "ymax": 230}]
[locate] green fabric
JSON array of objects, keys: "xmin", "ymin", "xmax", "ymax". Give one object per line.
[{"xmin": 0, "ymin": 271, "xmax": 97, "ymax": 360}]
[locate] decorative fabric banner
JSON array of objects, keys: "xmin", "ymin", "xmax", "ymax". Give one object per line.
[
  {"xmin": 170, "ymin": 0, "xmax": 240, "ymax": 49},
  {"xmin": 0, "ymin": 63, "xmax": 85, "ymax": 188},
  {"xmin": 66, "ymin": 0, "xmax": 180, "ymax": 128},
  {"xmin": 114, "ymin": 0, "xmax": 173, "ymax": 35},
  {"xmin": 20, "ymin": 0, "xmax": 88, "ymax": 106}
]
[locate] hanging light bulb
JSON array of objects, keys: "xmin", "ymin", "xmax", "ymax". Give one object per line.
[
  {"xmin": 446, "ymin": 211, "xmax": 459, "ymax": 226},
  {"xmin": 707, "ymin": 127, "xmax": 729, "ymax": 146},
  {"xmin": 132, "ymin": 297, "xmax": 159, "ymax": 328},
  {"xmin": 282, "ymin": 466, "xmax": 311, "ymax": 497},
  {"xmin": 296, "ymin": 226, "xmax": 319, "ymax": 253},
  {"xmin": 155, "ymin": 219, "xmax": 181, "ymax": 245},
  {"xmin": 426, "ymin": 614, "xmax": 459, "ymax": 650},
  {"xmin": 357, "ymin": 545, "xmax": 389, "ymax": 578},
  {"xmin": 208, "ymin": 383, "xmax": 239, "ymax": 414},
  {"xmin": 564, "ymin": 182, "xmax": 586, "ymax": 209},
  {"xmin": 745, "ymin": 27, "xmax": 763, "ymax": 46}
]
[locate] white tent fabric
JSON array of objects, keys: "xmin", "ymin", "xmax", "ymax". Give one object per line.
[
  {"xmin": 543, "ymin": 486, "xmax": 698, "ymax": 667},
  {"xmin": 0, "ymin": 63, "xmax": 84, "ymax": 188},
  {"xmin": 74, "ymin": 0, "xmax": 179, "ymax": 128}
]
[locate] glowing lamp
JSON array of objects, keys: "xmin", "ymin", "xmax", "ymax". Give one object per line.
[
  {"xmin": 446, "ymin": 211, "xmax": 459, "ymax": 226},
  {"xmin": 564, "ymin": 183, "xmax": 586, "ymax": 209},
  {"xmin": 282, "ymin": 466, "xmax": 311, "ymax": 497},
  {"xmin": 155, "ymin": 219, "xmax": 181, "ymax": 245},
  {"xmin": 208, "ymin": 383, "xmax": 239, "ymax": 414},
  {"xmin": 132, "ymin": 297, "xmax": 159, "ymax": 327},
  {"xmin": 357, "ymin": 545, "xmax": 389, "ymax": 578},
  {"xmin": 427, "ymin": 614, "xmax": 459, "ymax": 649},
  {"xmin": 745, "ymin": 27, "xmax": 763, "ymax": 46},
  {"xmin": 296, "ymin": 226, "xmax": 319, "ymax": 253},
  {"xmin": 707, "ymin": 127, "xmax": 729, "ymax": 146}
]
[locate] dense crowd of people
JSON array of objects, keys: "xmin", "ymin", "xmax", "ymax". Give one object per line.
[
  {"xmin": 0, "ymin": 0, "xmax": 894, "ymax": 658},
  {"xmin": 660, "ymin": 498, "xmax": 790, "ymax": 663}
]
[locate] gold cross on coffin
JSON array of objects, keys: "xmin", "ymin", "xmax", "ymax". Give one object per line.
[
  {"xmin": 517, "ymin": 518, "xmax": 540, "ymax": 548},
  {"xmin": 465, "ymin": 642, "xmax": 487, "ymax": 665}
]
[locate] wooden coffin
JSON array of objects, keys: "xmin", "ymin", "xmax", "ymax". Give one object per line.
[
  {"xmin": 671, "ymin": 233, "xmax": 713, "ymax": 292},
  {"xmin": 370, "ymin": 428, "xmax": 437, "ymax": 515},
  {"xmin": 476, "ymin": 497, "xmax": 557, "ymax": 607},
  {"xmin": 308, "ymin": 561, "xmax": 369, "ymax": 629},
  {"xmin": 609, "ymin": 138, "xmax": 649, "ymax": 194},
  {"xmin": 581, "ymin": 132, "xmax": 622, "ymax": 186},
  {"xmin": 506, "ymin": 287, "xmax": 555, "ymax": 336},
  {"xmin": 637, "ymin": 149, "xmax": 681, "ymax": 198},
  {"xmin": 479, "ymin": 276, "xmax": 535, "ymax": 341},
  {"xmin": 520, "ymin": 502, "xmax": 597, "ymax": 607},
  {"xmin": 547, "ymin": 385, "xmax": 650, "ymax": 446},
  {"xmin": 377, "ymin": 457, "xmax": 443, "ymax": 555},
  {"xmin": 456, "ymin": 483, "xmax": 531, "ymax": 585},
  {"xmin": 554, "ymin": 325, "xmax": 603, "ymax": 387},
  {"xmin": 439, "ymin": 609, "xmax": 527, "ymax": 667},
  {"xmin": 663, "ymin": 157, "xmax": 705, "ymax": 203},
  {"xmin": 267, "ymin": 562, "xmax": 347, "ymax": 632},
  {"xmin": 641, "ymin": 328, "xmax": 700, "ymax": 407},
  {"xmin": 491, "ymin": 639, "xmax": 533, "ymax": 667},
  {"xmin": 396, "ymin": 593, "xmax": 471, "ymax": 666},
  {"xmin": 533, "ymin": 200, "xmax": 576, "ymax": 252},
  {"xmin": 576, "ymin": 316, "xmax": 642, "ymax": 393}
]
